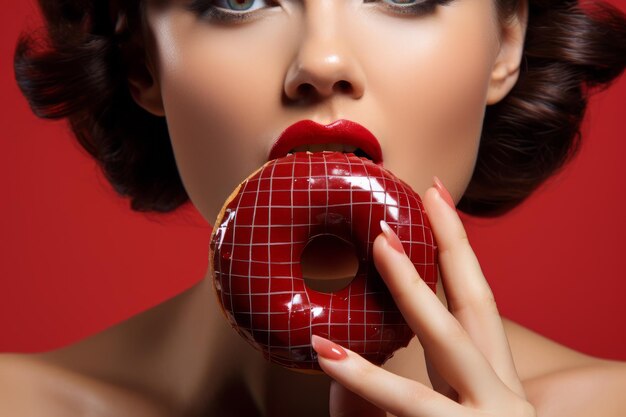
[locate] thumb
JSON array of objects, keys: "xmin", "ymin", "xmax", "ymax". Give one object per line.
[{"xmin": 329, "ymin": 380, "xmax": 386, "ymax": 417}]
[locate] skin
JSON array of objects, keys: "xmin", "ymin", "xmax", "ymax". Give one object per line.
[
  {"xmin": 134, "ymin": 0, "xmax": 521, "ymax": 221},
  {"xmin": 1, "ymin": 0, "xmax": 625, "ymax": 416}
]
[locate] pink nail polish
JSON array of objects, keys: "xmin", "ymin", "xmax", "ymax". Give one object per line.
[
  {"xmin": 312, "ymin": 335, "xmax": 347, "ymax": 360},
  {"xmin": 379, "ymin": 220, "xmax": 405, "ymax": 254},
  {"xmin": 432, "ymin": 176, "xmax": 456, "ymax": 210}
]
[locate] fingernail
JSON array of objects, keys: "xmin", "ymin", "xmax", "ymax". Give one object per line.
[
  {"xmin": 432, "ymin": 176, "xmax": 456, "ymax": 210},
  {"xmin": 379, "ymin": 220, "xmax": 405, "ymax": 254},
  {"xmin": 311, "ymin": 335, "xmax": 348, "ymax": 361}
]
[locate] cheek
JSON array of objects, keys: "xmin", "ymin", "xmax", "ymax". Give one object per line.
[
  {"xmin": 354, "ymin": 5, "xmax": 499, "ymax": 200},
  {"xmin": 151, "ymin": 13, "xmax": 292, "ymax": 222}
]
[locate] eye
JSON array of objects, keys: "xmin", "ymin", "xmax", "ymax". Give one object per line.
[
  {"xmin": 213, "ymin": 0, "xmax": 267, "ymax": 12},
  {"xmin": 187, "ymin": 0, "xmax": 276, "ymax": 23},
  {"xmin": 364, "ymin": 0, "xmax": 454, "ymax": 16}
]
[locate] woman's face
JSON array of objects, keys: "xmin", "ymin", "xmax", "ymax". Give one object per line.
[{"xmin": 136, "ymin": 0, "xmax": 525, "ymax": 224}]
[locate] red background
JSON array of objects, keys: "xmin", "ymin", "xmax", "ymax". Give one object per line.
[{"xmin": 2, "ymin": 1, "xmax": 625, "ymax": 359}]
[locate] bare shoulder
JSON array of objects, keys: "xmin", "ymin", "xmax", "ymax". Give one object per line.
[
  {"xmin": 503, "ymin": 319, "xmax": 626, "ymax": 416},
  {"xmin": 502, "ymin": 318, "xmax": 599, "ymax": 379},
  {"xmin": 526, "ymin": 360, "xmax": 626, "ymax": 417},
  {"xmin": 0, "ymin": 353, "xmax": 171, "ymax": 417}
]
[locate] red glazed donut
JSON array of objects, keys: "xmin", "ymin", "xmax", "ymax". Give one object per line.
[{"xmin": 210, "ymin": 152, "xmax": 437, "ymax": 371}]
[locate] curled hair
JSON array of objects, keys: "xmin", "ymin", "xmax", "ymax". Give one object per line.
[
  {"xmin": 14, "ymin": 0, "xmax": 185, "ymax": 212},
  {"xmin": 459, "ymin": 0, "xmax": 626, "ymax": 215},
  {"xmin": 14, "ymin": 0, "xmax": 626, "ymax": 216}
]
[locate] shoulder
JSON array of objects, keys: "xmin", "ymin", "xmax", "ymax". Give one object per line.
[
  {"xmin": 0, "ymin": 354, "xmax": 171, "ymax": 417},
  {"xmin": 524, "ymin": 360, "xmax": 626, "ymax": 417},
  {"xmin": 503, "ymin": 319, "xmax": 626, "ymax": 417},
  {"xmin": 503, "ymin": 318, "xmax": 595, "ymax": 380}
]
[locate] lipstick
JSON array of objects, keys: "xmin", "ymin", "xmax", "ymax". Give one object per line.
[{"xmin": 268, "ymin": 119, "xmax": 383, "ymax": 165}]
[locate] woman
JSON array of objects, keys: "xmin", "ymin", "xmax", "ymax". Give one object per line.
[{"xmin": 3, "ymin": 0, "xmax": 626, "ymax": 415}]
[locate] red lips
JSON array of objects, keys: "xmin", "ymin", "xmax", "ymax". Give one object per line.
[{"xmin": 268, "ymin": 119, "xmax": 383, "ymax": 165}]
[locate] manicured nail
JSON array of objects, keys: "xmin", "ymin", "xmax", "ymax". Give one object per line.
[
  {"xmin": 379, "ymin": 220, "xmax": 405, "ymax": 254},
  {"xmin": 311, "ymin": 335, "xmax": 348, "ymax": 361},
  {"xmin": 432, "ymin": 176, "xmax": 456, "ymax": 210}
]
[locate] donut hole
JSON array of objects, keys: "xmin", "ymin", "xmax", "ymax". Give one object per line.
[{"xmin": 301, "ymin": 234, "xmax": 359, "ymax": 293}]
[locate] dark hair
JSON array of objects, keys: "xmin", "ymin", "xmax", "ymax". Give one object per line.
[
  {"xmin": 14, "ymin": 0, "xmax": 626, "ymax": 216},
  {"xmin": 14, "ymin": 0, "xmax": 185, "ymax": 213},
  {"xmin": 461, "ymin": 0, "xmax": 626, "ymax": 215}
]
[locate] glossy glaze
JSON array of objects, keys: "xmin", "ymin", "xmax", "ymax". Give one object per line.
[{"xmin": 210, "ymin": 152, "xmax": 438, "ymax": 370}]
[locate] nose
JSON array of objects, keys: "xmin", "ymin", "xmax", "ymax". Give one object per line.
[{"xmin": 283, "ymin": 5, "xmax": 366, "ymax": 103}]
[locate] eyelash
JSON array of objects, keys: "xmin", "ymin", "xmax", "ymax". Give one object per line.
[
  {"xmin": 186, "ymin": 0, "xmax": 454, "ymax": 24},
  {"xmin": 187, "ymin": 0, "xmax": 276, "ymax": 23},
  {"xmin": 370, "ymin": 0, "xmax": 454, "ymax": 17}
]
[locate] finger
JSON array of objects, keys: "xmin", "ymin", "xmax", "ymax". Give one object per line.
[
  {"xmin": 329, "ymin": 380, "xmax": 386, "ymax": 417},
  {"xmin": 424, "ymin": 354, "xmax": 458, "ymax": 402},
  {"xmin": 313, "ymin": 335, "xmax": 467, "ymax": 417},
  {"xmin": 422, "ymin": 181, "xmax": 524, "ymax": 396},
  {"xmin": 373, "ymin": 230, "xmax": 508, "ymax": 404}
]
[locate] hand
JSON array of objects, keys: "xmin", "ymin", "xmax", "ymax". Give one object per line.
[{"xmin": 311, "ymin": 178, "xmax": 536, "ymax": 417}]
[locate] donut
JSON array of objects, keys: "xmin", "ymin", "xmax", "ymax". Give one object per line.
[{"xmin": 210, "ymin": 151, "xmax": 437, "ymax": 371}]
